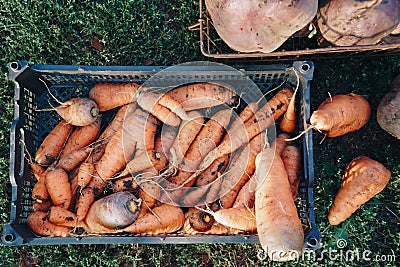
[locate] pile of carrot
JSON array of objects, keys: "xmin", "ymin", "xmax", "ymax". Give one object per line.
[{"xmin": 26, "ymin": 79, "xmax": 389, "ymax": 262}]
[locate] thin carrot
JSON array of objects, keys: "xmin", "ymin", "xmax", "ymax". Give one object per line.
[
  {"xmin": 76, "ymin": 187, "xmax": 96, "ymax": 222},
  {"xmin": 77, "ymin": 162, "xmax": 95, "ymax": 188},
  {"xmin": 57, "ymin": 146, "xmax": 93, "ymax": 172},
  {"xmin": 31, "ymin": 163, "xmax": 45, "ymax": 181},
  {"xmin": 233, "ymin": 174, "xmax": 256, "ymax": 209},
  {"xmin": 113, "ymin": 176, "xmax": 139, "ymax": 192},
  {"xmin": 279, "ymin": 86, "xmax": 299, "ymax": 133},
  {"xmin": 89, "ymin": 83, "xmax": 140, "ymax": 112},
  {"xmin": 195, "ymin": 155, "xmax": 230, "ymax": 186},
  {"xmin": 136, "ymin": 170, "xmax": 161, "ymax": 218},
  {"xmin": 205, "ymin": 176, "xmax": 223, "ymax": 204},
  {"xmin": 35, "ymin": 120, "xmax": 73, "ymax": 166},
  {"xmin": 281, "ymin": 145, "xmax": 301, "ymax": 199},
  {"xmin": 116, "ymin": 150, "xmax": 162, "ymax": 178}
]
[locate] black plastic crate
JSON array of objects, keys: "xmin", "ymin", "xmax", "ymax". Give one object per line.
[{"xmin": 2, "ymin": 60, "xmax": 320, "ymax": 247}]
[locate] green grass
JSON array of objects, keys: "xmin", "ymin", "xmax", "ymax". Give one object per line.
[{"xmin": 1, "ymin": 1, "xmax": 399, "ymax": 266}]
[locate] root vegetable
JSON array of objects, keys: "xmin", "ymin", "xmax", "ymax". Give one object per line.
[
  {"xmin": 166, "ymin": 82, "xmax": 237, "ymax": 110},
  {"xmin": 77, "ymin": 162, "xmax": 95, "ymax": 188},
  {"xmin": 328, "ymin": 156, "xmax": 391, "ymax": 226},
  {"xmin": 35, "ymin": 120, "xmax": 73, "ymax": 165},
  {"xmin": 76, "ymin": 187, "xmax": 95, "ymax": 222},
  {"xmin": 89, "ymin": 83, "xmax": 140, "ymax": 112},
  {"xmin": 45, "ymin": 168, "xmax": 71, "ymax": 209},
  {"xmin": 271, "ymin": 133, "xmax": 290, "ymax": 156},
  {"xmin": 281, "ymin": 145, "xmax": 301, "ymax": 199},
  {"xmin": 121, "ymin": 204, "xmax": 185, "ymax": 234},
  {"xmin": 54, "ymin": 98, "xmax": 100, "ymax": 126},
  {"xmin": 48, "ymin": 206, "xmax": 79, "ymax": 227},
  {"xmin": 255, "ymin": 147, "xmax": 304, "ymax": 261},
  {"xmin": 84, "ymin": 191, "xmax": 141, "ymax": 234},
  {"xmin": 279, "ymin": 86, "xmax": 298, "ymax": 133},
  {"xmin": 27, "ymin": 211, "xmax": 71, "ymax": 237},
  {"xmin": 57, "ymin": 147, "xmax": 93, "ymax": 172},
  {"xmin": 187, "ymin": 208, "xmax": 215, "ymax": 232},
  {"xmin": 211, "ymin": 207, "xmax": 257, "ymax": 233}
]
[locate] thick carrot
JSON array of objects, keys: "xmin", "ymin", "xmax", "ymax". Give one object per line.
[
  {"xmin": 60, "ymin": 116, "xmax": 101, "ymax": 158},
  {"xmin": 195, "ymin": 155, "xmax": 230, "ymax": 186},
  {"xmin": 77, "ymin": 162, "xmax": 95, "ymax": 188},
  {"xmin": 113, "ymin": 176, "xmax": 139, "ymax": 192},
  {"xmin": 211, "ymin": 207, "xmax": 257, "ymax": 233},
  {"xmin": 183, "ymin": 221, "xmax": 232, "ymax": 235},
  {"xmin": 255, "ymin": 147, "xmax": 304, "ymax": 261},
  {"xmin": 121, "ymin": 204, "xmax": 185, "ymax": 234},
  {"xmin": 57, "ymin": 146, "xmax": 93, "ymax": 172},
  {"xmin": 48, "ymin": 206, "xmax": 79, "ymax": 227},
  {"xmin": 76, "ymin": 187, "xmax": 95, "ymax": 222},
  {"xmin": 199, "ymin": 88, "xmax": 292, "ymax": 171},
  {"xmin": 328, "ymin": 156, "xmax": 391, "ymax": 226},
  {"xmin": 33, "ymin": 200, "xmax": 53, "ymax": 212},
  {"xmin": 31, "ymin": 163, "xmax": 45, "ymax": 181},
  {"xmin": 169, "ymin": 111, "xmax": 204, "ymax": 168},
  {"xmin": 89, "ymin": 82, "xmax": 140, "ymax": 112},
  {"xmin": 45, "ymin": 168, "xmax": 72, "ymax": 209},
  {"xmin": 86, "ymin": 103, "xmax": 137, "ymax": 164},
  {"xmin": 219, "ymin": 133, "xmax": 265, "ymax": 209},
  {"xmin": 224, "ymin": 102, "xmax": 259, "ymax": 139},
  {"xmin": 205, "ymin": 176, "xmax": 223, "ymax": 204},
  {"xmin": 310, "ymin": 93, "xmax": 370, "ymax": 137},
  {"xmin": 270, "ymin": 133, "xmax": 290, "ymax": 157},
  {"xmin": 27, "ymin": 211, "xmax": 71, "ymax": 237},
  {"xmin": 35, "ymin": 120, "xmax": 73, "ymax": 166},
  {"xmin": 32, "ymin": 177, "xmax": 50, "ymax": 203},
  {"xmin": 281, "ymin": 145, "xmax": 301, "ymax": 199},
  {"xmin": 180, "ymin": 186, "xmax": 209, "ymax": 207},
  {"xmin": 127, "ymin": 110, "xmax": 158, "ymax": 153},
  {"xmin": 279, "ymin": 87, "xmax": 298, "ymax": 133},
  {"xmin": 166, "ymin": 82, "xmax": 237, "ymax": 111}
]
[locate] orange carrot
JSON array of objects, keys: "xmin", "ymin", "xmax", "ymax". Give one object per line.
[
  {"xmin": 59, "ymin": 116, "xmax": 101, "ymax": 158},
  {"xmin": 180, "ymin": 186, "xmax": 210, "ymax": 207},
  {"xmin": 166, "ymin": 82, "xmax": 237, "ymax": 111},
  {"xmin": 168, "ymin": 111, "xmax": 204, "ymax": 169},
  {"xmin": 219, "ymin": 133, "xmax": 265, "ymax": 209},
  {"xmin": 77, "ymin": 162, "xmax": 95, "ymax": 188},
  {"xmin": 136, "ymin": 169, "xmax": 161, "ymax": 218},
  {"xmin": 76, "ymin": 187, "xmax": 95, "ymax": 222},
  {"xmin": 113, "ymin": 176, "xmax": 139, "ymax": 192},
  {"xmin": 89, "ymin": 83, "xmax": 140, "ymax": 112},
  {"xmin": 210, "ymin": 207, "xmax": 257, "ymax": 233},
  {"xmin": 48, "ymin": 206, "xmax": 79, "ymax": 227},
  {"xmin": 281, "ymin": 145, "xmax": 301, "ymax": 199},
  {"xmin": 32, "ymin": 177, "xmax": 50, "ymax": 203},
  {"xmin": 35, "ymin": 120, "xmax": 73, "ymax": 165},
  {"xmin": 270, "ymin": 133, "xmax": 290, "ymax": 157},
  {"xmin": 255, "ymin": 147, "xmax": 304, "ymax": 261},
  {"xmin": 225, "ymin": 102, "xmax": 259, "ymax": 138},
  {"xmin": 116, "ymin": 150, "xmax": 162, "ymax": 178},
  {"xmin": 205, "ymin": 176, "xmax": 223, "ymax": 204},
  {"xmin": 31, "ymin": 163, "xmax": 45, "ymax": 181},
  {"xmin": 44, "ymin": 168, "xmax": 71, "ymax": 209},
  {"xmin": 328, "ymin": 156, "xmax": 391, "ymax": 226},
  {"xmin": 33, "ymin": 200, "xmax": 53, "ymax": 212},
  {"xmin": 310, "ymin": 93, "xmax": 371, "ymax": 137},
  {"xmin": 86, "ymin": 103, "xmax": 137, "ymax": 164},
  {"xmin": 27, "ymin": 211, "xmax": 71, "ymax": 237},
  {"xmin": 121, "ymin": 204, "xmax": 185, "ymax": 234},
  {"xmin": 195, "ymin": 155, "xmax": 230, "ymax": 186},
  {"xmin": 233, "ymin": 174, "xmax": 256, "ymax": 209},
  {"xmin": 279, "ymin": 87, "xmax": 298, "ymax": 133},
  {"xmin": 199, "ymin": 88, "xmax": 292, "ymax": 171},
  {"xmin": 57, "ymin": 146, "xmax": 93, "ymax": 172}
]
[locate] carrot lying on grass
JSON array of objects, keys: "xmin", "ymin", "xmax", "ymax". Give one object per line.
[
  {"xmin": 27, "ymin": 211, "xmax": 71, "ymax": 237},
  {"xmin": 89, "ymin": 83, "xmax": 140, "ymax": 112},
  {"xmin": 45, "ymin": 168, "xmax": 71, "ymax": 209},
  {"xmin": 166, "ymin": 82, "xmax": 237, "ymax": 111},
  {"xmin": 281, "ymin": 145, "xmax": 301, "ymax": 199},
  {"xmin": 290, "ymin": 93, "xmax": 371, "ymax": 141},
  {"xmin": 121, "ymin": 204, "xmax": 184, "ymax": 234},
  {"xmin": 255, "ymin": 147, "xmax": 304, "ymax": 262},
  {"xmin": 328, "ymin": 156, "xmax": 391, "ymax": 226},
  {"xmin": 35, "ymin": 120, "xmax": 73, "ymax": 166},
  {"xmin": 198, "ymin": 88, "xmax": 293, "ymax": 172}
]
